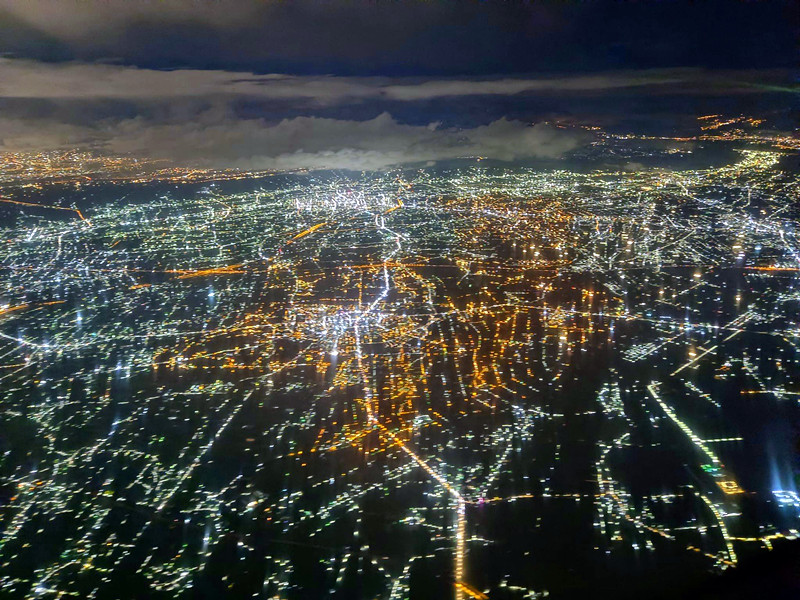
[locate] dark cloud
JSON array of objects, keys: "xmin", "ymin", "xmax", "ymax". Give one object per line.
[
  {"xmin": 0, "ymin": 55, "xmax": 792, "ymax": 171},
  {"xmin": 0, "ymin": 58, "xmax": 603, "ymax": 169},
  {"xmin": 1, "ymin": 59, "xmax": 789, "ymax": 103},
  {"xmin": 0, "ymin": 0, "xmax": 797, "ymax": 75}
]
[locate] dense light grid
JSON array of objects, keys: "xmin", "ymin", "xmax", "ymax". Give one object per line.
[{"xmin": 0, "ymin": 124, "xmax": 799, "ymax": 599}]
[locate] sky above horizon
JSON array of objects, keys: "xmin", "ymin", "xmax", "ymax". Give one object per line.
[{"xmin": 0, "ymin": 0, "xmax": 797, "ymax": 171}]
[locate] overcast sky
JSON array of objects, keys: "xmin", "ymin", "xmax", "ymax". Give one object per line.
[
  {"xmin": 0, "ymin": 0, "xmax": 796, "ymax": 170},
  {"xmin": 2, "ymin": 0, "xmax": 796, "ymax": 75}
]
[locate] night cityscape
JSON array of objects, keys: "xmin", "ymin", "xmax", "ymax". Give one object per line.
[{"xmin": 0, "ymin": 2, "xmax": 799, "ymax": 599}]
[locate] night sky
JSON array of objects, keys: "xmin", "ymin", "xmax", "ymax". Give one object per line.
[
  {"xmin": 1, "ymin": 0, "xmax": 797, "ymax": 75},
  {"xmin": 0, "ymin": 0, "xmax": 797, "ymax": 169}
]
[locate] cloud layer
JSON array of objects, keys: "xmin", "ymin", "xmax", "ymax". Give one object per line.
[
  {"xmin": 109, "ymin": 113, "xmax": 589, "ymax": 170},
  {"xmin": 0, "ymin": 109, "xmax": 589, "ymax": 171},
  {"xmin": 0, "ymin": 58, "xmax": 605, "ymax": 170},
  {"xmin": 0, "ymin": 58, "xmax": 791, "ymax": 172},
  {"xmin": 0, "ymin": 59, "xmax": 781, "ymax": 103}
]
